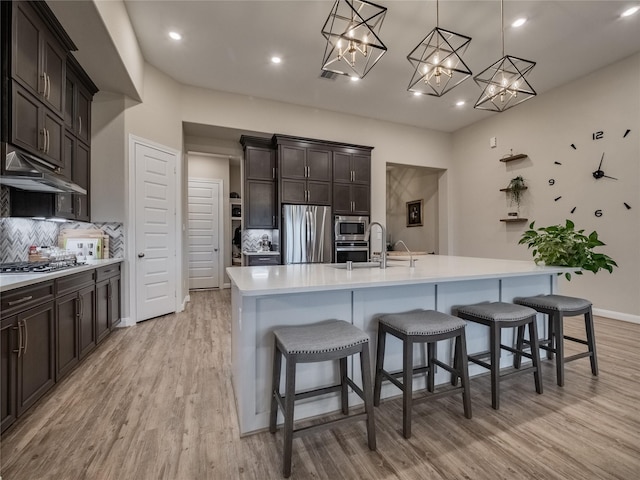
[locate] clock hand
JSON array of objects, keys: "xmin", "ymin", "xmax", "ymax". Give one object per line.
[
  {"xmin": 603, "ymin": 174, "xmax": 618, "ymax": 180},
  {"xmin": 598, "ymin": 152, "xmax": 604, "ymax": 170}
]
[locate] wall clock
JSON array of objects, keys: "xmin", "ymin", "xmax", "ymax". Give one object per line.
[{"xmin": 548, "ymin": 128, "xmax": 632, "ymax": 217}]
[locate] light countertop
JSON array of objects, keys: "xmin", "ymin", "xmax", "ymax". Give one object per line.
[
  {"xmin": 226, "ymin": 255, "xmax": 574, "ymax": 297},
  {"xmin": 0, "ymin": 258, "xmax": 123, "ymax": 292},
  {"xmin": 242, "ymin": 251, "xmax": 280, "ymax": 256}
]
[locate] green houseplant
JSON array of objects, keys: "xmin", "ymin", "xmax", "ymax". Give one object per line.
[
  {"xmin": 507, "ymin": 175, "xmax": 527, "ymax": 213},
  {"xmin": 519, "ymin": 219, "xmax": 617, "ymax": 280}
]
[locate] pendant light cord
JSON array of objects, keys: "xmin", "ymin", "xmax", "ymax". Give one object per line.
[
  {"xmin": 501, "ymin": 0, "xmax": 505, "ymax": 57},
  {"xmin": 436, "ymin": 0, "xmax": 439, "ymax": 27}
]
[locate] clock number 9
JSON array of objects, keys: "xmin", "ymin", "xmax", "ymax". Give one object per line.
[
  {"xmin": 548, "ymin": 179, "xmax": 555, "ymax": 185},
  {"xmin": 595, "ymin": 209, "xmax": 603, "ymax": 217}
]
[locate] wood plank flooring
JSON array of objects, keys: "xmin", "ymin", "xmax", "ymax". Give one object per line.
[{"xmin": 1, "ymin": 289, "xmax": 639, "ymax": 479}]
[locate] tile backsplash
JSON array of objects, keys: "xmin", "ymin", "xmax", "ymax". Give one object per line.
[
  {"xmin": 0, "ymin": 218, "xmax": 124, "ymax": 263},
  {"xmin": 242, "ymin": 229, "xmax": 279, "ymax": 252}
]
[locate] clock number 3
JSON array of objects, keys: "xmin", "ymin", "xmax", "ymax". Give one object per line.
[{"xmin": 592, "ymin": 131, "xmax": 604, "ymax": 140}]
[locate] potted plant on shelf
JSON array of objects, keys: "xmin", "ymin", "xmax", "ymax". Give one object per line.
[
  {"xmin": 519, "ymin": 219, "xmax": 618, "ymax": 280},
  {"xmin": 506, "ymin": 175, "xmax": 526, "ymax": 216}
]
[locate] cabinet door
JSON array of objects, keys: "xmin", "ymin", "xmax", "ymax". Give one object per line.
[
  {"xmin": 279, "ymin": 145, "xmax": 306, "ymax": 179},
  {"xmin": 332, "ymin": 183, "xmax": 352, "ymax": 214},
  {"xmin": 333, "ymin": 152, "xmax": 352, "ymax": 183},
  {"xmin": 11, "ymin": 84, "xmax": 42, "ymax": 155},
  {"xmin": 12, "ymin": 2, "xmax": 42, "ymax": 99},
  {"xmin": 78, "ymin": 285, "xmax": 96, "ymax": 360},
  {"xmin": 55, "ymin": 292, "xmax": 79, "ymax": 381},
  {"xmin": 76, "ymin": 85, "xmax": 91, "ymax": 145},
  {"xmin": 1, "ymin": 316, "xmax": 18, "ymax": 433},
  {"xmin": 73, "ymin": 142, "xmax": 90, "ymax": 221},
  {"xmin": 109, "ymin": 276, "xmax": 122, "ymax": 330},
  {"xmin": 280, "ymin": 178, "xmax": 306, "ymax": 204},
  {"xmin": 64, "ymin": 76, "xmax": 74, "ymax": 129},
  {"xmin": 55, "ymin": 133, "xmax": 75, "ymax": 219},
  {"xmin": 351, "ymin": 185, "xmax": 370, "ymax": 215},
  {"xmin": 307, "ymin": 181, "xmax": 331, "ymax": 205},
  {"xmin": 41, "ymin": 32, "xmax": 66, "ymax": 117},
  {"xmin": 42, "ymin": 109, "xmax": 64, "ymax": 167},
  {"xmin": 17, "ymin": 302, "xmax": 55, "ymax": 416},
  {"xmin": 245, "ymin": 180, "xmax": 276, "ymax": 228},
  {"xmin": 96, "ymin": 280, "xmax": 110, "ymax": 344},
  {"xmin": 351, "ymin": 154, "xmax": 371, "ymax": 185},
  {"xmin": 245, "ymin": 147, "xmax": 275, "ymax": 181},
  {"xmin": 306, "ymin": 148, "xmax": 332, "ymax": 181}
]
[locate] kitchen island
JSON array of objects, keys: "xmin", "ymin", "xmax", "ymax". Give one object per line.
[{"xmin": 226, "ymin": 255, "xmax": 573, "ymax": 435}]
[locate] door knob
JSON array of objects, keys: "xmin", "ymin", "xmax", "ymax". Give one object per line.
[
  {"xmin": 138, "ymin": 253, "xmax": 145, "ymax": 258},
  {"xmin": 214, "ymin": 248, "xmax": 218, "ymax": 252}
]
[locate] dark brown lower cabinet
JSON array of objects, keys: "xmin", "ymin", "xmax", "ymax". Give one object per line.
[
  {"xmin": 78, "ymin": 285, "xmax": 96, "ymax": 360},
  {"xmin": 55, "ymin": 292, "xmax": 80, "ymax": 381},
  {"xmin": 1, "ymin": 316, "xmax": 19, "ymax": 433},
  {"xmin": 109, "ymin": 275, "xmax": 122, "ymax": 330}
]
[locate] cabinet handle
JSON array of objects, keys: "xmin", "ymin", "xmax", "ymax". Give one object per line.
[
  {"xmin": 40, "ymin": 73, "xmax": 47, "ymax": 96},
  {"xmin": 78, "ymin": 116, "xmax": 82, "ymax": 136},
  {"xmin": 46, "ymin": 74, "xmax": 51, "ymax": 99},
  {"xmin": 8, "ymin": 295, "xmax": 33, "ymax": 306},
  {"xmin": 77, "ymin": 196, "xmax": 82, "ymax": 217},
  {"xmin": 272, "ymin": 215, "xmax": 276, "ymax": 226},
  {"xmin": 12, "ymin": 325, "xmax": 22, "ymax": 357},
  {"xmin": 44, "ymin": 129, "xmax": 49, "ymax": 153},
  {"xmin": 22, "ymin": 319, "xmax": 28, "ymax": 356},
  {"xmin": 272, "ymin": 167, "xmax": 275, "ymax": 179},
  {"xmin": 108, "ymin": 282, "xmax": 112, "ymax": 300},
  {"xmin": 40, "ymin": 129, "xmax": 46, "ymax": 151},
  {"xmin": 76, "ymin": 297, "xmax": 81, "ymax": 318}
]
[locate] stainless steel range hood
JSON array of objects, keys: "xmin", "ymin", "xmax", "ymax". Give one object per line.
[{"xmin": 0, "ymin": 146, "xmax": 86, "ymax": 194}]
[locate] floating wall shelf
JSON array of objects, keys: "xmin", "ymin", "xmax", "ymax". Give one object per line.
[
  {"xmin": 500, "ymin": 218, "xmax": 529, "ymax": 223},
  {"xmin": 500, "ymin": 153, "xmax": 528, "ymax": 163}
]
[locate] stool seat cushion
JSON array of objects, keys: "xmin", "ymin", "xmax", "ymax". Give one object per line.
[
  {"xmin": 457, "ymin": 302, "xmax": 536, "ymax": 322},
  {"xmin": 379, "ymin": 310, "xmax": 466, "ymax": 335},
  {"xmin": 273, "ymin": 320, "xmax": 369, "ymax": 355},
  {"xmin": 514, "ymin": 294, "xmax": 591, "ymax": 312}
]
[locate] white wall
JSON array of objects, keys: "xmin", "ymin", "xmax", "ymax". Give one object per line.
[{"xmin": 452, "ymin": 53, "xmax": 640, "ymax": 318}]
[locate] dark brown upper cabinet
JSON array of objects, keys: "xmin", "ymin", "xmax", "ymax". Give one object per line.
[{"xmin": 241, "ymin": 136, "xmax": 278, "ymax": 229}]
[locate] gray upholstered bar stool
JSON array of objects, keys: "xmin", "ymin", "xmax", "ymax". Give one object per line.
[
  {"xmin": 373, "ymin": 310, "xmax": 471, "ymax": 439},
  {"xmin": 269, "ymin": 320, "xmax": 376, "ymax": 478},
  {"xmin": 456, "ymin": 302, "xmax": 543, "ymax": 410},
  {"xmin": 514, "ymin": 294, "xmax": 598, "ymax": 386}
]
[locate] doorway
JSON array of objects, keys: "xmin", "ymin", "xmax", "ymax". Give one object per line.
[{"xmin": 187, "ymin": 178, "xmax": 222, "ymax": 289}]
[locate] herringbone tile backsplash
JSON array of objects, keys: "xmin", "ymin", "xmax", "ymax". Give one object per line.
[{"xmin": 0, "ymin": 218, "xmax": 124, "ymax": 263}]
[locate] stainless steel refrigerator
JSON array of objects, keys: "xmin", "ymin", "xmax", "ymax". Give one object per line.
[{"xmin": 282, "ymin": 204, "xmax": 332, "ymax": 264}]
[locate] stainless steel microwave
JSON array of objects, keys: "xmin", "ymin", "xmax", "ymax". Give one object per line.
[{"xmin": 334, "ymin": 215, "xmax": 369, "ymax": 241}]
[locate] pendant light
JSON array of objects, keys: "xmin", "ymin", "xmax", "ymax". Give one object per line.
[
  {"xmin": 474, "ymin": 0, "xmax": 536, "ymax": 112},
  {"xmin": 321, "ymin": 0, "xmax": 388, "ymax": 79},
  {"xmin": 407, "ymin": 0, "xmax": 472, "ymax": 97}
]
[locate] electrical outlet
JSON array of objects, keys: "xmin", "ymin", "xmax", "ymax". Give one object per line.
[{"xmin": 490, "ymin": 137, "xmax": 497, "ymax": 148}]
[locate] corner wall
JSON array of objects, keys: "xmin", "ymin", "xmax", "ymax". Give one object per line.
[{"xmin": 452, "ymin": 53, "xmax": 640, "ymax": 318}]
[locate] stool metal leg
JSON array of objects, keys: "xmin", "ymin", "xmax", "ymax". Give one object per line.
[
  {"xmin": 490, "ymin": 324, "xmax": 501, "ymax": 410},
  {"xmin": 340, "ymin": 357, "xmax": 349, "ymax": 415},
  {"xmin": 458, "ymin": 330, "xmax": 472, "ymax": 419},
  {"xmin": 528, "ymin": 318, "xmax": 543, "ymax": 394},
  {"xmin": 546, "ymin": 315, "xmax": 555, "ymax": 360},
  {"xmin": 269, "ymin": 344, "xmax": 282, "ymax": 434},
  {"xmin": 514, "ymin": 325, "xmax": 525, "ymax": 369},
  {"xmin": 554, "ymin": 313, "xmax": 565, "ymax": 387},
  {"xmin": 283, "ymin": 356, "xmax": 297, "ymax": 478},
  {"xmin": 373, "ymin": 325, "xmax": 387, "ymax": 406},
  {"xmin": 584, "ymin": 309, "xmax": 599, "ymax": 376},
  {"xmin": 360, "ymin": 344, "xmax": 377, "ymax": 450},
  {"xmin": 403, "ymin": 336, "xmax": 414, "ymax": 438},
  {"xmin": 427, "ymin": 342, "xmax": 436, "ymax": 393}
]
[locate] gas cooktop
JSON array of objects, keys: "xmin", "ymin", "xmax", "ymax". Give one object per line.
[{"xmin": 0, "ymin": 260, "xmax": 80, "ymax": 274}]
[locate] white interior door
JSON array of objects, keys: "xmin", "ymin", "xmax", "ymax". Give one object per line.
[
  {"xmin": 188, "ymin": 178, "xmax": 221, "ymax": 289},
  {"xmin": 134, "ymin": 141, "xmax": 177, "ymax": 322}
]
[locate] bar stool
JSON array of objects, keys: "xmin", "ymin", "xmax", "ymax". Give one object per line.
[
  {"xmin": 456, "ymin": 302, "xmax": 543, "ymax": 410},
  {"xmin": 514, "ymin": 294, "xmax": 598, "ymax": 386},
  {"xmin": 373, "ymin": 310, "xmax": 471, "ymax": 439},
  {"xmin": 269, "ymin": 320, "xmax": 376, "ymax": 478}
]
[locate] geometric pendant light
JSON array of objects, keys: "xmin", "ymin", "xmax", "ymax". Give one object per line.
[
  {"xmin": 474, "ymin": 0, "xmax": 537, "ymax": 112},
  {"xmin": 407, "ymin": 1, "xmax": 472, "ymax": 97},
  {"xmin": 321, "ymin": 0, "xmax": 388, "ymax": 79}
]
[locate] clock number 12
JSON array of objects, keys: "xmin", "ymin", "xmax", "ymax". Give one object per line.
[{"xmin": 592, "ymin": 131, "xmax": 604, "ymax": 140}]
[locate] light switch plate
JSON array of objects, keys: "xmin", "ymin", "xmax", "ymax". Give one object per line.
[{"xmin": 490, "ymin": 137, "xmax": 497, "ymax": 148}]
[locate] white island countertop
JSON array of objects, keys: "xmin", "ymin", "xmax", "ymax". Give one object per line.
[
  {"xmin": 0, "ymin": 258, "xmax": 123, "ymax": 292},
  {"xmin": 226, "ymin": 255, "xmax": 573, "ymax": 296}
]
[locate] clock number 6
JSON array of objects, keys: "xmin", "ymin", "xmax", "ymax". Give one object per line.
[{"xmin": 595, "ymin": 209, "xmax": 603, "ymax": 217}]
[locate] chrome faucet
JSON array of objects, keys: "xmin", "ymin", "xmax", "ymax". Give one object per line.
[
  {"xmin": 394, "ymin": 240, "xmax": 416, "ymax": 268},
  {"xmin": 364, "ymin": 221, "xmax": 387, "ymax": 269}
]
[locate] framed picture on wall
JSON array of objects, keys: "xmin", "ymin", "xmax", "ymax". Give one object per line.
[{"xmin": 406, "ymin": 199, "xmax": 423, "ymax": 227}]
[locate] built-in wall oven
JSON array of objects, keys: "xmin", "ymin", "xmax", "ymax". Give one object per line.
[{"xmin": 334, "ymin": 215, "xmax": 369, "ymax": 263}]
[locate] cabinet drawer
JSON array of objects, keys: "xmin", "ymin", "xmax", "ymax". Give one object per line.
[
  {"xmin": 96, "ymin": 264, "xmax": 121, "ymax": 282},
  {"xmin": 1, "ymin": 281, "xmax": 54, "ymax": 319},
  {"xmin": 247, "ymin": 255, "xmax": 281, "ymax": 266},
  {"xmin": 56, "ymin": 271, "xmax": 95, "ymax": 296}
]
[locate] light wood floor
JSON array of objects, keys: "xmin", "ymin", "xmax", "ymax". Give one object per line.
[{"xmin": 1, "ymin": 290, "xmax": 639, "ymax": 479}]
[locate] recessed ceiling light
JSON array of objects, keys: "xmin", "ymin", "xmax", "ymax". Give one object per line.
[
  {"xmin": 350, "ymin": 76, "xmax": 360, "ymax": 82},
  {"xmin": 413, "ymin": 91, "xmax": 422, "ymax": 97},
  {"xmin": 271, "ymin": 56, "xmax": 282, "ymax": 64},
  {"xmin": 512, "ymin": 17, "xmax": 527, "ymax": 27},
  {"xmin": 621, "ymin": 6, "xmax": 639, "ymax": 17},
  {"xmin": 169, "ymin": 31, "xmax": 182, "ymax": 40},
  {"xmin": 456, "ymin": 100, "xmax": 466, "ymax": 107}
]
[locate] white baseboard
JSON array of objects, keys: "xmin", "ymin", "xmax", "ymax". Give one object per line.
[
  {"xmin": 223, "ymin": 282, "xmax": 231, "ymax": 289},
  {"xmin": 118, "ymin": 317, "xmax": 135, "ymax": 327},
  {"xmin": 593, "ymin": 308, "xmax": 640, "ymax": 324},
  {"xmin": 180, "ymin": 295, "xmax": 190, "ymax": 312}
]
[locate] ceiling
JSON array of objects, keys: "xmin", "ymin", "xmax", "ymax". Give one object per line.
[{"xmin": 57, "ymin": 1, "xmax": 640, "ymax": 133}]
